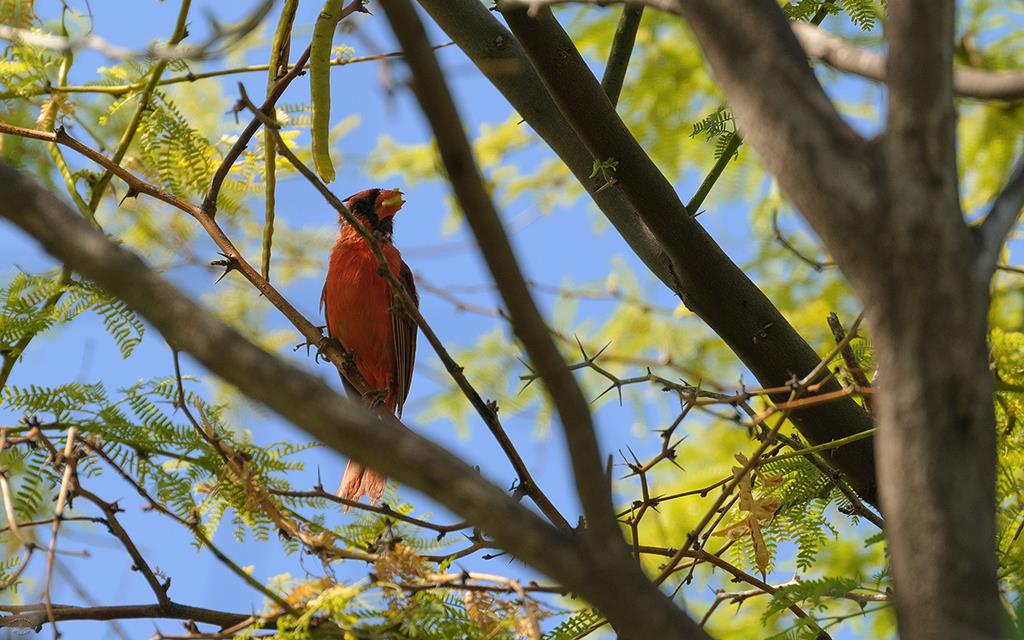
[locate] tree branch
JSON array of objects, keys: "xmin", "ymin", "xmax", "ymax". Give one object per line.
[
  {"xmin": 388, "ymin": 3, "xmax": 704, "ymax": 638},
  {"xmin": 883, "ymin": 0, "xmax": 960, "ymax": 240},
  {"xmin": 382, "ymin": 0, "xmax": 612, "ymax": 547},
  {"xmin": 490, "ymin": 1, "xmax": 878, "ymax": 504},
  {"xmin": 600, "ymin": 5, "xmax": 643, "ymax": 107},
  {"xmin": 0, "ymin": 602, "xmax": 269, "ymax": 632},
  {"xmin": 792, "ymin": 20, "xmax": 1024, "ymax": 100},
  {"xmin": 200, "ymin": 0, "xmax": 368, "ymax": 217},
  {"xmin": 0, "ymin": 163, "xmax": 706, "ymax": 640},
  {"xmin": 75, "ymin": 487, "xmax": 171, "ymax": 608},
  {"xmin": 978, "ymin": 154, "xmax": 1024, "ymax": 272}
]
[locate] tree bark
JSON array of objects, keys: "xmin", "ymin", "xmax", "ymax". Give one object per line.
[
  {"xmin": 867, "ymin": 219, "xmax": 1000, "ymax": 639},
  {"xmin": 656, "ymin": 0, "xmax": 1005, "ymax": 636},
  {"xmin": 428, "ymin": 0, "xmax": 879, "ymax": 506},
  {"xmin": 0, "ymin": 162, "xmax": 713, "ymax": 640}
]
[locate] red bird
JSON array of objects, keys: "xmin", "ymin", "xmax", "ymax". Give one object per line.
[{"xmin": 321, "ymin": 187, "xmax": 417, "ymax": 505}]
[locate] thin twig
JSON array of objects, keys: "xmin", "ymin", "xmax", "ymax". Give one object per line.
[
  {"xmin": 600, "ymin": 5, "xmax": 643, "ymax": 106},
  {"xmin": 43, "ymin": 427, "xmax": 78, "ymax": 638},
  {"xmin": 201, "ymin": 0, "xmax": 368, "ymax": 217},
  {"xmin": 243, "ymin": 92, "xmax": 569, "ymax": 530},
  {"xmin": 0, "ymin": 121, "xmax": 376, "ymax": 398},
  {"xmin": 75, "ymin": 487, "xmax": 171, "ymax": 607},
  {"xmin": 0, "ymin": 45, "xmax": 454, "ymax": 100}
]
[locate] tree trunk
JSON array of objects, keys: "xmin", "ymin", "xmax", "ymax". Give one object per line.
[{"xmin": 867, "ymin": 212, "xmax": 1001, "ymax": 639}]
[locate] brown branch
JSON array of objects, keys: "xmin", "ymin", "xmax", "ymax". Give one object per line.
[
  {"xmin": 200, "ymin": 0, "xmax": 368, "ymax": 217},
  {"xmin": 493, "ymin": 0, "xmax": 878, "ymax": 505},
  {"xmin": 170, "ymin": 350, "xmax": 380, "ymax": 565},
  {"xmin": 0, "ymin": 121, "xmax": 375, "ymax": 400},
  {"xmin": 86, "ymin": 0, "xmax": 193, "ymax": 212},
  {"xmin": 0, "ymin": 602, "xmax": 274, "ymax": 632},
  {"xmin": 270, "ymin": 487, "xmax": 470, "ymax": 535},
  {"xmin": 74, "ymin": 487, "xmax": 171, "ymax": 607},
  {"xmin": 382, "ymin": 0, "xmax": 617, "ymax": 549},
  {"xmin": 691, "ymin": 550, "xmax": 830, "ymax": 637},
  {"xmin": 43, "ymin": 427, "xmax": 78, "ymax": 637},
  {"xmin": 771, "ymin": 209, "xmax": 834, "ymax": 272},
  {"xmin": 0, "ymin": 45, "xmax": 454, "ymax": 100},
  {"xmin": 792, "ymin": 20, "xmax": 1024, "ymax": 101},
  {"xmin": 826, "ymin": 312, "xmax": 872, "ymax": 390},
  {"xmin": 76, "ymin": 439, "xmax": 297, "ymax": 613},
  {"xmin": 0, "ymin": 163, "xmax": 634, "ymax": 635},
  {"xmin": 978, "ymin": 154, "xmax": 1024, "ymax": 271},
  {"xmin": 244, "ymin": 95, "xmax": 569, "ymax": 530}
]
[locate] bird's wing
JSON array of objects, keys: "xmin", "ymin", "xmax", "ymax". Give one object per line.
[
  {"xmin": 322, "ymin": 280, "xmax": 360, "ymax": 399},
  {"xmin": 320, "ymin": 283, "xmax": 331, "ymax": 336},
  {"xmin": 391, "ymin": 261, "xmax": 418, "ymax": 417}
]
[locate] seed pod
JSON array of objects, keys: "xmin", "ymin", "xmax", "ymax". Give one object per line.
[{"xmin": 310, "ymin": 0, "xmax": 344, "ymax": 183}]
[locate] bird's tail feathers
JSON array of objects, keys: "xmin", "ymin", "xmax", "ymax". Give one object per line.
[{"xmin": 337, "ymin": 460, "xmax": 387, "ymax": 510}]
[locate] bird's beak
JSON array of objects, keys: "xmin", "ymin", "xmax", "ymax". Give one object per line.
[{"xmin": 380, "ymin": 191, "xmax": 405, "ymax": 209}]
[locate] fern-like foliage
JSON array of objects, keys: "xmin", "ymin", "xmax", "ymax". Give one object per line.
[
  {"xmin": 718, "ymin": 457, "xmax": 842, "ymax": 575},
  {"xmin": 0, "ymin": 270, "xmax": 144, "ymax": 359},
  {"xmin": 763, "ymin": 577, "xmax": 862, "ymax": 620},
  {"xmin": 1, "ymin": 375, "xmax": 315, "ymax": 545},
  {"xmin": 0, "ymin": 40, "xmax": 59, "ymax": 99},
  {"xmin": 783, "ymin": 0, "xmax": 878, "ymax": 30},
  {"xmin": 691, "ymin": 106, "xmax": 739, "ymax": 160},
  {"xmin": 783, "ymin": 0, "xmax": 830, "ymax": 21},
  {"xmin": 836, "ymin": 0, "xmax": 878, "ymax": 31},
  {"xmin": 543, "ymin": 608, "xmax": 601, "ymax": 640},
  {"xmin": 138, "ymin": 92, "xmax": 217, "ymax": 199}
]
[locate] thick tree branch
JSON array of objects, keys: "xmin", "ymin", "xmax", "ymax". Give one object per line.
[
  {"xmin": 870, "ymin": 4, "xmax": 1002, "ymax": 638},
  {"xmin": 382, "ymin": 0, "xmax": 613, "ymax": 548},
  {"xmin": 792, "ymin": 21, "xmax": 1024, "ymax": 101},
  {"xmin": 509, "ymin": 5, "xmax": 1024, "ymax": 101},
  {"xmin": 0, "ymin": 164, "xmax": 706, "ymax": 640},
  {"xmin": 246, "ymin": 99, "xmax": 569, "ymax": 530},
  {"xmin": 415, "ymin": 0, "xmax": 670, "ymax": 291},
  {"xmin": 883, "ymin": 0, "xmax": 961, "ymax": 240},
  {"xmin": 489, "ymin": 2, "xmax": 878, "ymax": 503},
  {"xmin": 0, "ymin": 602, "xmax": 268, "ymax": 631},
  {"xmin": 978, "ymin": 154, "xmax": 1024, "ymax": 272}
]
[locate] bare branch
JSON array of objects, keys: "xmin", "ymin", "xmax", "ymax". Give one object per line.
[
  {"xmin": 0, "ymin": 44, "xmax": 455, "ymax": 100},
  {"xmin": 793, "ymin": 21, "xmax": 1024, "ymax": 101},
  {"xmin": 0, "ymin": 602, "xmax": 272, "ymax": 632},
  {"xmin": 201, "ymin": 0, "xmax": 368, "ymax": 217},
  {"xmin": 0, "ymin": 162, "xmax": 655, "ymax": 636},
  {"xmin": 0, "ymin": 1, "xmax": 275, "ymax": 63},
  {"xmin": 74, "ymin": 488, "xmax": 171, "ymax": 608},
  {"xmin": 978, "ymin": 155, "xmax": 1024, "ymax": 272},
  {"xmin": 381, "ymin": 2, "xmax": 708, "ymax": 638},
  {"xmin": 489, "ymin": 1, "xmax": 878, "ymax": 503},
  {"xmin": 600, "ymin": 5, "xmax": 643, "ymax": 107},
  {"xmin": 43, "ymin": 427, "xmax": 78, "ymax": 638},
  {"xmin": 381, "ymin": 1, "xmax": 612, "ymax": 538}
]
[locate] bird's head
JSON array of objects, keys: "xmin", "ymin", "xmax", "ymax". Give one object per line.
[{"xmin": 341, "ymin": 188, "xmax": 405, "ymax": 241}]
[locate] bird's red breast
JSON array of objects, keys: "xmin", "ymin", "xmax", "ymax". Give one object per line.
[{"xmin": 321, "ymin": 188, "xmax": 417, "ymax": 416}]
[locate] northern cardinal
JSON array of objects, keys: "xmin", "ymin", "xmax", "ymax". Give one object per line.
[{"xmin": 321, "ymin": 187, "xmax": 417, "ymax": 505}]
